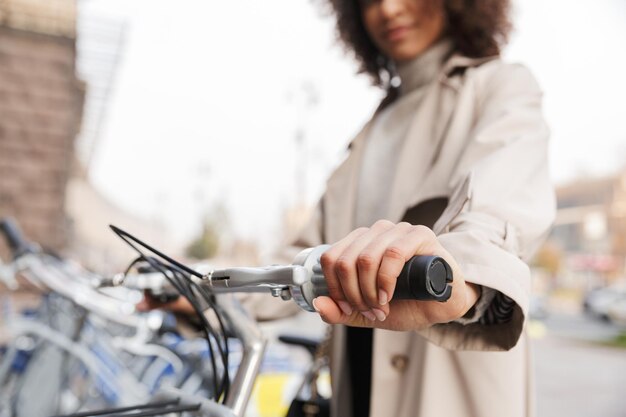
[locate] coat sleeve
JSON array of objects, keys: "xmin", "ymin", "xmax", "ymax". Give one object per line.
[{"xmin": 417, "ymin": 62, "xmax": 556, "ymax": 351}]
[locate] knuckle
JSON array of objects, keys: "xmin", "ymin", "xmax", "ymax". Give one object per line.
[
  {"xmin": 320, "ymin": 252, "xmax": 335, "ymax": 271},
  {"xmin": 373, "ymin": 219, "xmax": 394, "ymax": 229},
  {"xmin": 384, "ymin": 245, "xmax": 405, "ymax": 261},
  {"xmin": 413, "ymin": 224, "xmax": 435, "ymax": 237},
  {"xmin": 356, "ymin": 252, "xmax": 376, "ymax": 271},
  {"xmin": 353, "ymin": 226, "xmax": 370, "ymax": 236},
  {"xmin": 377, "ymin": 269, "xmax": 396, "ymax": 286},
  {"xmin": 335, "ymin": 257, "xmax": 353, "ymax": 278}
]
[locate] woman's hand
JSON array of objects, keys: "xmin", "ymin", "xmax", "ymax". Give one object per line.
[
  {"xmin": 313, "ymin": 220, "xmax": 480, "ymax": 331},
  {"xmin": 136, "ymin": 292, "xmax": 196, "ymax": 316}
]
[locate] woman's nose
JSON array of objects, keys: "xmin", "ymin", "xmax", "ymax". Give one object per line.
[{"xmin": 379, "ymin": 0, "xmax": 404, "ymax": 19}]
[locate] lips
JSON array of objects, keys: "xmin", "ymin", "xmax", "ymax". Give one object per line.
[{"xmin": 384, "ymin": 25, "xmax": 411, "ymax": 42}]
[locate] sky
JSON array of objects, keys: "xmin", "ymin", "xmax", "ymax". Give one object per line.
[{"xmin": 79, "ymin": 0, "xmax": 626, "ymax": 253}]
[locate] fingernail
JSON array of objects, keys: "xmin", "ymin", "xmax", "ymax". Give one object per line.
[
  {"xmin": 372, "ymin": 308, "xmax": 386, "ymax": 322},
  {"xmin": 361, "ymin": 311, "xmax": 376, "ymax": 321},
  {"xmin": 338, "ymin": 301, "xmax": 353, "ymax": 316},
  {"xmin": 378, "ymin": 289, "xmax": 388, "ymax": 306},
  {"xmin": 312, "ymin": 298, "xmax": 321, "ymax": 312}
]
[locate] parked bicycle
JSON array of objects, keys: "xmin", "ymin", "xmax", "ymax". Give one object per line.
[
  {"xmin": 0, "ymin": 219, "xmax": 216, "ymax": 417},
  {"xmin": 0, "ymin": 219, "xmax": 453, "ymax": 416}
]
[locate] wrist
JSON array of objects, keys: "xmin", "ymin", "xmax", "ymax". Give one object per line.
[{"xmin": 460, "ymin": 283, "xmax": 482, "ymax": 319}]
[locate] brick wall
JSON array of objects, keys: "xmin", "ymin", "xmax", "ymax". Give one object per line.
[{"xmin": 0, "ymin": 26, "xmax": 84, "ymax": 257}]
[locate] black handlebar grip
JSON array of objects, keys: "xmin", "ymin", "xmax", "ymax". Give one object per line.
[
  {"xmin": 0, "ymin": 218, "xmax": 34, "ymax": 258},
  {"xmin": 392, "ymin": 255, "xmax": 453, "ymax": 302}
]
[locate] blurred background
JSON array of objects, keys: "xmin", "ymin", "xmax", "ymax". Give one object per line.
[{"xmin": 0, "ymin": 0, "xmax": 625, "ymax": 416}]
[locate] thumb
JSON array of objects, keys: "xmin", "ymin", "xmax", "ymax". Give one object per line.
[
  {"xmin": 313, "ymin": 296, "xmax": 371, "ymax": 328},
  {"xmin": 312, "ymin": 296, "xmax": 348, "ymax": 324}
]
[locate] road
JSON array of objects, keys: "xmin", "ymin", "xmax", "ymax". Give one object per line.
[
  {"xmin": 262, "ymin": 311, "xmax": 626, "ymax": 417},
  {"xmin": 532, "ymin": 313, "xmax": 626, "ymax": 417}
]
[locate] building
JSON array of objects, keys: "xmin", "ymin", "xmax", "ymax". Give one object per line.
[
  {"xmin": 0, "ymin": 0, "xmax": 84, "ymax": 257},
  {"xmin": 548, "ymin": 170, "xmax": 626, "ymax": 281}
]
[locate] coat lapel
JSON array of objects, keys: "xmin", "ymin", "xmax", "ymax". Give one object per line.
[
  {"xmin": 386, "ymin": 79, "xmax": 457, "ymax": 222},
  {"xmin": 385, "ymin": 54, "xmax": 496, "ymax": 221},
  {"xmin": 323, "ymin": 122, "xmax": 371, "ymax": 242},
  {"xmin": 323, "ymin": 54, "xmax": 496, "ymax": 239}
]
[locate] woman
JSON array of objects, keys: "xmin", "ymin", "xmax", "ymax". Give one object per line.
[
  {"xmin": 140, "ymin": 1, "xmax": 554, "ymax": 415},
  {"xmin": 292, "ymin": 0, "xmax": 556, "ymax": 416}
]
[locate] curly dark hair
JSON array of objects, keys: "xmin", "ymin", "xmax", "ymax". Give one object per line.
[{"xmin": 326, "ymin": 0, "xmax": 512, "ymax": 87}]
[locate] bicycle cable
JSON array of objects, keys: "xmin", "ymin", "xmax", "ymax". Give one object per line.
[{"xmin": 109, "ymin": 225, "xmax": 231, "ymax": 402}]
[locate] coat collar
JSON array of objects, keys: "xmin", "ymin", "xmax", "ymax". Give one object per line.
[
  {"xmin": 346, "ymin": 52, "xmax": 497, "ymax": 149},
  {"xmin": 323, "ymin": 53, "xmax": 497, "ymax": 241},
  {"xmin": 441, "ymin": 53, "xmax": 498, "ymax": 89}
]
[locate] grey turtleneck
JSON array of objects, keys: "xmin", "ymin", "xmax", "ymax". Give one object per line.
[{"xmin": 355, "ymin": 39, "xmax": 454, "ymax": 228}]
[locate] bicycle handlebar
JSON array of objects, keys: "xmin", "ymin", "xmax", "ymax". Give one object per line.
[
  {"xmin": 115, "ymin": 245, "xmax": 453, "ymax": 311},
  {"xmin": 289, "ymin": 245, "xmax": 453, "ymax": 310}
]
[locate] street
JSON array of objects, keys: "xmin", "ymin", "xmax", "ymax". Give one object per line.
[
  {"xmin": 263, "ymin": 310, "xmax": 626, "ymax": 417},
  {"xmin": 532, "ymin": 313, "xmax": 626, "ymax": 417}
]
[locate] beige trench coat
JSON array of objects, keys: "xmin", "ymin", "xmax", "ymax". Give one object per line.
[{"xmin": 292, "ymin": 54, "xmax": 556, "ymax": 417}]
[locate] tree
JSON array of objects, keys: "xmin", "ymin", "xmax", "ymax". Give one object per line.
[
  {"xmin": 533, "ymin": 241, "xmax": 562, "ymax": 278},
  {"xmin": 185, "ymin": 219, "xmax": 220, "ymax": 260}
]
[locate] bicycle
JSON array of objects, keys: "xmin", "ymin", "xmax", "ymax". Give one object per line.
[
  {"xmin": 90, "ymin": 224, "xmax": 454, "ymax": 417},
  {"xmin": 0, "ymin": 219, "xmax": 453, "ymax": 416},
  {"xmin": 0, "ymin": 220, "xmax": 217, "ymax": 417}
]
